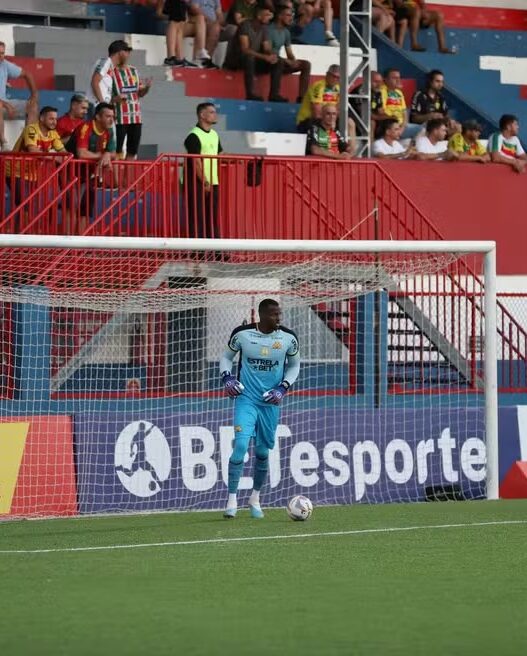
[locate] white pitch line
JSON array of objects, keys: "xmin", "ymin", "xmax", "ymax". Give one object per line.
[{"xmin": 1, "ymin": 519, "xmax": 526, "ymax": 555}]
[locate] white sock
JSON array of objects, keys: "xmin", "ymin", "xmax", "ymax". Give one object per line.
[
  {"xmin": 248, "ymin": 490, "xmax": 261, "ymax": 508},
  {"xmin": 227, "ymin": 493, "xmax": 237, "ymax": 509},
  {"xmin": 198, "ymin": 48, "xmax": 210, "ymax": 60}
]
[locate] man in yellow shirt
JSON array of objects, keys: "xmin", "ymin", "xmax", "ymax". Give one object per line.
[
  {"xmin": 447, "ymin": 119, "xmax": 490, "ymax": 163},
  {"xmin": 296, "ymin": 64, "xmax": 356, "ymax": 151},
  {"xmin": 380, "ymin": 68, "xmax": 407, "ymax": 132},
  {"xmin": 12, "ymin": 105, "xmax": 65, "ymax": 154}
]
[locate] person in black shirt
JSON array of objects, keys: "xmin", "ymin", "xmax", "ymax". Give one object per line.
[
  {"xmin": 306, "ymin": 104, "xmax": 352, "ymax": 159},
  {"xmin": 223, "ymin": 5, "xmax": 285, "ymax": 101},
  {"xmin": 410, "ymin": 69, "xmax": 459, "ymax": 136}
]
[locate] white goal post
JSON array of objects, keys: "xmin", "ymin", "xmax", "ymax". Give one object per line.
[{"xmin": 0, "ymin": 235, "xmax": 498, "ymax": 518}]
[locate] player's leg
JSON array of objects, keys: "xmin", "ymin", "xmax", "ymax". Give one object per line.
[
  {"xmin": 247, "ymin": 403, "xmax": 280, "ymax": 518},
  {"xmin": 224, "ymin": 397, "xmax": 258, "ymax": 517}
]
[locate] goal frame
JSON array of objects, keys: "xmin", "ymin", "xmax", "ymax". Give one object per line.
[{"xmin": 0, "ymin": 235, "xmax": 499, "ymax": 501}]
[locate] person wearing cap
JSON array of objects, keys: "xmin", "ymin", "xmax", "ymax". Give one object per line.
[
  {"xmin": 56, "ymin": 94, "xmax": 89, "ymax": 145},
  {"xmin": 86, "ymin": 40, "xmax": 132, "ymax": 110},
  {"xmin": 448, "ymin": 120, "xmax": 490, "ymax": 163},
  {"xmin": 112, "ymin": 55, "xmax": 152, "ymax": 160}
]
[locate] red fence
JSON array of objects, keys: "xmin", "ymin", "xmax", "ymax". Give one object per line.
[{"xmin": 1, "ymin": 153, "xmax": 526, "ymax": 393}]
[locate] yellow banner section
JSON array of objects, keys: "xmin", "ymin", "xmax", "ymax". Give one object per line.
[{"xmin": 0, "ymin": 423, "xmax": 30, "ymax": 514}]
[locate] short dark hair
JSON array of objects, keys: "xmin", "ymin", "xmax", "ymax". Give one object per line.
[
  {"xmin": 94, "ymin": 102, "xmax": 115, "ymax": 116},
  {"xmin": 383, "ymin": 68, "xmax": 399, "ymax": 79},
  {"xmin": 426, "ymin": 69, "xmax": 444, "ymax": 87},
  {"xmin": 70, "ymin": 93, "xmax": 87, "ymax": 106},
  {"xmin": 499, "ymin": 114, "xmax": 518, "ymax": 131},
  {"xmin": 275, "ymin": 3, "xmax": 292, "ymax": 16},
  {"xmin": 256, "ymin": 3, "xmax": 273, "ymax": 14},
  {"xmin": 380, "ymin": 118, "xmax": 399, "ymax": 136},
  {"xmin": 196, "ymin": 102, "xmax": 215, "ymax": 116},
  {"xmin": 39, "ymin": 105, "xmax": 58, "ymax": 117},
  {"xmin": 426, "ymin": 118, "xmax": 446, "ymax": 134},
  {"xmin": 258, "ymin": 298, "xmax": 279, "ymax": 315}
]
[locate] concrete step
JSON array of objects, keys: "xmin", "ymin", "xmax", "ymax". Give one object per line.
[
  {"xmin": 15, "ymin": 42, "xmax": 147, "ymax": 67},
  {"xmin": 13, "ymin": 25, "xmax": 126, "ymax": 47}
]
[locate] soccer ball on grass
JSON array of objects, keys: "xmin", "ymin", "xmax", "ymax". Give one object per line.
[{"xmin": 287, "ymin": 495, "xmax": 313, "ymax": 521}]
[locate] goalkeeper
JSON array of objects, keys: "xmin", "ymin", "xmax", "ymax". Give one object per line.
[{"xmin": 220, "ymin": 298, "xmax": 300, "ymax": 519}]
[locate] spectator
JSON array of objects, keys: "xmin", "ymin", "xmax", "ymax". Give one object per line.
[
  {"xmin": 223, "ymin": 5, "xmax": 286, "ymax": 102},
  {"xmin": 448, "ymin": 119, "xmax": 490, "ymax": 163},
  {"xmin": 184, "ymin": 102, "xmax": 223, "ymax": 238},
  {"xmin": 293, "ymin": 0, "xmax": 339, "ymax": 47},
  {"xmin": 11, "ymin": 106, "xmax": 65, "ymax": 154},
  {"xmin": 372, "ymin": 0, "xmax": 396, "ymax": 42},
  {"xmin": 193, "ymin": 0, "xmax": 237, "ymax": 63},
  {"xmin": 410, "ymin": 70, "xmax": 459, "ymax": 136},
  {"xmin": 306, "ymin": 104, "xmax": 352, "ymax": 159},
  {"xmin": 66, "ymin": 102, "xmax": 117, "ymax": 230},
  {"xmin": 395, "ymin": 0, "xmax": 452, "ymax": 53},
  {"xmin": 227, "ymin": 0, "xmax": 258, "ymax": 27},
  {"xmin": 415, "ymin": 118, "xmax": 454, "ymax": 160},
  {"xmin": 380, "ymin": 68, "xmax": 408, "ymax": 134},
  {"xmin": 268, "ymin": 5, "xmax": 311, "ymax": 102},
  {"xmin": 372, "ymin": 117, "xmax": 416, "ymax": 159},
  {"xmin": 156, "ymin": 0, "xmax": 211, "ymax": 68},
  {"xmin": 370, "ymin": 70, "xmax": 387, "ymax": 136},
  {"xmin": 297, "ymin": 64, "xmax": 339, "ymax": 132},
  {"xmin": 112, "ymin": 55, "xmax": 152, "ymax": 160},
  {"xmin": 488, "ymin": 114, "xmax": 527, "ymax": 174},
  {"xmin": 87, "ymin": 40, "xmax": 132, "ymax": 108},
  {"xmin": 0, "ymin": 41, "xmax": 38, "ymax": 150},
  {"xmin": 56, "ymin": 94, "xmax": 89, "ymax": 145}
]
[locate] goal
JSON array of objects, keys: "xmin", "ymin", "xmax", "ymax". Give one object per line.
[{"xmin": 0, "ymin": 236, "xmax": 497, "ymax": 518}]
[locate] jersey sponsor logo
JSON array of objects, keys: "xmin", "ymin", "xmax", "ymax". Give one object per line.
[
  {"xmin": 248, "ymin": 357, "xmax": 279, "ymax": 371},
  {"xmin": 114, "ymin": 420, "xmax": 171, "ymax": 497},
  {"xmin": 272, "ymin": 341, "xmax": 282, "ymax": 349}
]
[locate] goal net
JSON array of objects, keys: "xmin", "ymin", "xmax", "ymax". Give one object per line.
[{"xmin": 0, "ymin": 237, "xmax": 497, "ymax": 519}]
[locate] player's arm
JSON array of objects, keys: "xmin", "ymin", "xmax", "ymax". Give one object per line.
[
  {"xmin": 219, "ymin": 330, "xmax": 244, "ymax": 398},
  {"xmin": 263, "ymin": 338, "xmax": 300, "ymax": 404}
]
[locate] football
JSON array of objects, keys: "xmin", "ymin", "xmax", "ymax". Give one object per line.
[{"xmin": 287, "ymin": 495, "xmax": 313, "ymax": 521}]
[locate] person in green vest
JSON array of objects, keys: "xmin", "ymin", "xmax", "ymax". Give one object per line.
[{"xmin": 184, "ymin": 102, "xmax": 223, "ymax": 238}]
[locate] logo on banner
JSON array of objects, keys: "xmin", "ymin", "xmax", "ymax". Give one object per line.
[{"xmin": 114, "ymin": 421, "xmax": 171, "ymax": 497}]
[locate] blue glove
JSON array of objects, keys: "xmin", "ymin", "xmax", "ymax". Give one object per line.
[
  {"xmin": 262, "ymin": 382, "xmax": 289, "ymax": 405},
  {"xmin": 222, "ymin": 372, "xmax": 244, "ymax": 398}
]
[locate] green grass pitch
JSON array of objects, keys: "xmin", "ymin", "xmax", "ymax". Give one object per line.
[{"xmin": 1, "ymin": 500, "xmax": 526, "ymax": 656}]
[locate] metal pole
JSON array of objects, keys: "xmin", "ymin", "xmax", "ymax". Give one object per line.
[
  {"xmin": 339, "ymin": 0, "xmax": 350, "ymax": 142},
  {"xmin": 484, "ymin": 246, "xmax": 499, "ymax": 500}
]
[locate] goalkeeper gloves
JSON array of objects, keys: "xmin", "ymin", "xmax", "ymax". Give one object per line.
[
  {"xmin": 262, "ymin": 381, "xmax": 290, "ymax": 405},
  {"xmin": 222, "ymin": 372, "xmax": 244, "ymax": 398}
]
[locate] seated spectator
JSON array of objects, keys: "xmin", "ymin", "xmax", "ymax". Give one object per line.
[
  {"xmin": 370, "ymin": 70, "xmax": 387, "ymax": 136},
  {"xmin": 57, "ymin": 94, "xmax": 89, "ymax": 145},
  {"xmin": 395, "ymin": 0, "xmax": 452, "ymax": 53},
  {"xmin": 380, "ymin": 68, "xmax": 408, "ymax": 132},
  {"xmin": 193, "ymin": 0, "xmax": 235, "ymax": 65},
  {"xmin": 223, "ymin": 5, "xmax": 286, "ymax": 102},
  {"xmin": 0, "ymin": 40, "xmax": 39, "ymax": 150},
  {"xmin": 414, "ymin": 118, "xmax": 454, "ymax": 160},
  {"xmin": 372, "ymin": 117, "xmax": 416, "ymax": 159},
  {"xmin": 410, "ymin": 70, "xmax": 459, "ymax": 137},
  {"xmin": 372, "ymin": 0, "xmax": 396, "ymax": 42},
  {"xmin": 306, "ymin": 104, "xmax": 352, "ymax": 159},
  {"xmin": 268, "ymin": 5, "xmax": 311, "ymax": 102},
  {"xmin": 448, "ymin": 119, "xmax": 490, "ymax": 163},
  {"xmin": 488, "ymin": 114, "xmax": 527, "ymax": 173},
  {"xmin": 292, "ymin": 0, "xmax": 339, "ymax": 47},
  {"xmin": 157, "ymin": 0, "xmax": 211, "ymax": 67},
  {"xmin": 12, "ymin": 106, "xmax": 65, "ymax": 154}
]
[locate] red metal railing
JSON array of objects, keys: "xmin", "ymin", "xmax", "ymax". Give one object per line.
[{"xmin": 1, "ymin": 153, "xmax": 527, "ymax": 393}]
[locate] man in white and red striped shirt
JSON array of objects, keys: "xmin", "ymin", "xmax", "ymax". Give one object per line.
[{"xmin": 111, "ymin": 52, "xmax": 152, "ymax": 160}]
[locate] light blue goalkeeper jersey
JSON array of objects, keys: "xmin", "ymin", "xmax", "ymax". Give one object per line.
[{"xmin": 224, "ymin": 323, "xmax": 300, "ymax": 403}]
